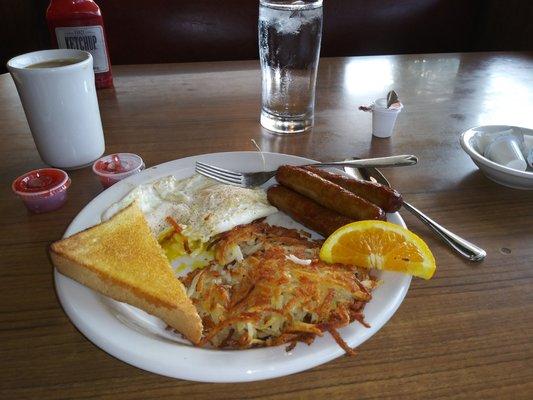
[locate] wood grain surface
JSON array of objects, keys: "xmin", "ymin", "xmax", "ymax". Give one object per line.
[{"xmin": 1, "ymin": 52, "xmax": 532, "ymax": 399}]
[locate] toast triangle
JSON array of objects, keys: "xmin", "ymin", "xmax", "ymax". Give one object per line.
[{"xmin": 50, "ymin": 202, "xmax": 203, "ymax": 344}]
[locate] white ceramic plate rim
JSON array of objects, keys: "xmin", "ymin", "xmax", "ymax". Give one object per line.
[
  {"xmin": 460, "ymin": 125, "xmax": 533, "ymax": 179},
  {"xmin": 54, "ymin": 151, "xmax": 411, "ymax": 383}
]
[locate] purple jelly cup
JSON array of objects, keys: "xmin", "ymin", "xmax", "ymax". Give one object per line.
[
  {"xmin": 12, "ymin": 168, "xmax": 71, "ymax": 213},
  {"xmin": 92, "ymin": 153, "xmax": 145, "ymax": 188}
]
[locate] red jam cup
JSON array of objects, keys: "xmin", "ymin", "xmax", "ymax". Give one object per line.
[
  {"xmin": 12, "ymin": 168, "xmax": 71, "ymax": 213},
  {"xmin": 92, "ymin": 153, "xmax": 145, "ymax": 188}
]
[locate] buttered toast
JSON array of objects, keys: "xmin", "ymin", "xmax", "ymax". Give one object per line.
[{"xmin": 50, "ymin": 202, "xmax": 203, "ymax": 344}]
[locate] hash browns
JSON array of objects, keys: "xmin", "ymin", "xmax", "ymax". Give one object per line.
[{"xmin": 181, "ymin": 222, "xmax": 377, "ymax": 354}]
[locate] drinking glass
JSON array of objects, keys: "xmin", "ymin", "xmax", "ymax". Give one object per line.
[{"xmin": 259, "ymin": 0, "xmax": 323, "ymax": 134}]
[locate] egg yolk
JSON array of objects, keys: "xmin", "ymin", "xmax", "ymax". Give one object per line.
[{"xmin": 158, "ymin": 228, "xmax": 213, "ymax": 270}]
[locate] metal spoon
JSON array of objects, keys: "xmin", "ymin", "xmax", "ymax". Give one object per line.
[{"xmin": 345, "ymin": 165, "xmax": 487, "ymax": 262}]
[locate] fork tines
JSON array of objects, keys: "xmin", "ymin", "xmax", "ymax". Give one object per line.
[{"xmin": 195, "ymin": 161, "xmax": 244, "ymax": 186}]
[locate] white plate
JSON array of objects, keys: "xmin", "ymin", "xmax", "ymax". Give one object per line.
[
  {"xmin": 460, "ymin": 125, "xmax": 533, "ymax": 190},
  {"xmin": 54, "ymin": 151, "xmax": 411, "ymax": 382}
]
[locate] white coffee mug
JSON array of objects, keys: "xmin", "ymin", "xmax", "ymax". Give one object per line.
[{"xmin": 7, "ymin": 49, "xmax": 105, "ymax": 169}]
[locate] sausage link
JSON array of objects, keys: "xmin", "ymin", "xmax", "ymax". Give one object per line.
[
  {"xmin": 267, "ymin": 185, "xmax": 353, "ymax": 237},
  {"xmin": 303, "ymin": 166, "xmax": 403, "ymax": 212},
  {"xmin": 276, "ymin": 165, "xmax": 385, "ymax": 221}
]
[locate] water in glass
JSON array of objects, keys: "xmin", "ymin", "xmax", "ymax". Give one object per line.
[{"xmin": 259, "ymin": 0, "xmax": 323, "ymax": 134}]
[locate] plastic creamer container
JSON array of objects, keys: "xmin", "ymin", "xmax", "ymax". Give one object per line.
[
  {"xmin": 12, "ymin": 168, "xmax": 71, "ymax": 213},
  {"xmin": 371, "ymin": 97, "xmax": 403, "ymax": 138},
  {"xmin": 92, "ymin": 153, "xmax": 145, "ymax": 188}
]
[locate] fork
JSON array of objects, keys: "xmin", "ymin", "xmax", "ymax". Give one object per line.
[{"xmin": 195, "ymin": 154, "xmax": 417, "ymax": 187}]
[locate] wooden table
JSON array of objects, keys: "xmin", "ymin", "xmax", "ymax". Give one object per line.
[{"xmin": 1, "ymin": 52, "xmax": 532, "ymax": 399}]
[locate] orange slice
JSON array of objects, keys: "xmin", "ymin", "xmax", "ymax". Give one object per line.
[{"xmin": 319, "ymin": 221, "xmax": 436, "ymax": 279}]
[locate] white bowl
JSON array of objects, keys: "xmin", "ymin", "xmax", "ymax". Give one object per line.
[{"xmin": 460, "ymin": 125, "xmax": 533, "ymax": 190}]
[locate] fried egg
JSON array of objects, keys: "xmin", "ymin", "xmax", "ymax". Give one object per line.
[{"xmin": 102, "ymin": 174, "xmax": 278, "ymax": 265}]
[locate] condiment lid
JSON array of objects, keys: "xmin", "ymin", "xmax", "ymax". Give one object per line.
[
  {"xmin": 12, "ymin": 168, "xmax": 71, "ymax": 198},
  {"xmin": 92, "ymin": 153, "xmax": 145, "ymax": 178},
  {"xmin": 373, "ymin": 97, "xmax": 403, "ymax": 111}
]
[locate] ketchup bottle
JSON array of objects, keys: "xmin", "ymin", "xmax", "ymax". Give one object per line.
[{"xmin": 46, "ymin": 0, "xmax": 113, "ymax": 89}]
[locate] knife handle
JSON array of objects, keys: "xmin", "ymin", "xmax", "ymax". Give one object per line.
[
  {"xmin": 311, "ymin": 155, "xmax": 418, "ymax": 169},
  {"xmin": 402, "ymin": 201, "xmax": 487, "ymax": 262}
]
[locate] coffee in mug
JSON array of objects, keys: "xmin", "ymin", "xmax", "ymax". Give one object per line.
[{"xmin": 25, "ymin": 58, "xmax": 84, "ymax": 69}]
